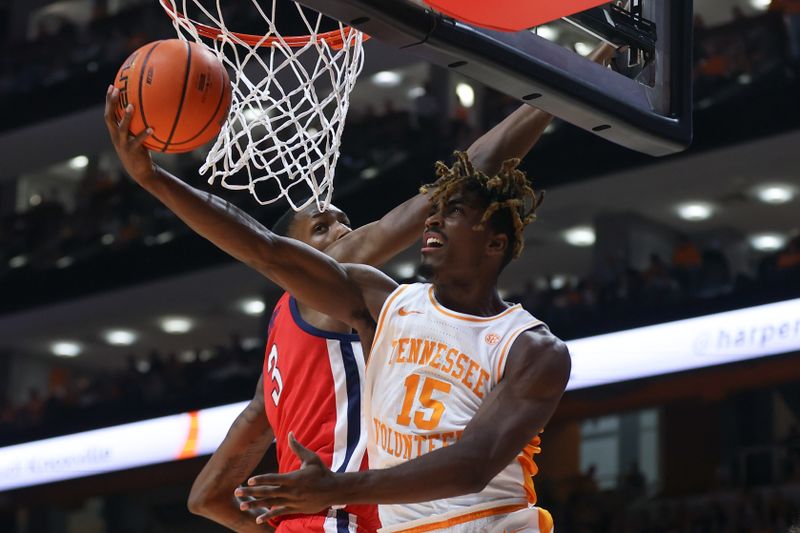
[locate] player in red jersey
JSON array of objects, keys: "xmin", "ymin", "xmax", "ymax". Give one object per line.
[{"xmin": 105, "ymin": 56, "xmax": 583, "ymax": 528}]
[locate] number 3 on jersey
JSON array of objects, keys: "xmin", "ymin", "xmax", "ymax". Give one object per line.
[
  {"xmin": 397, "ymin": 375, "xmax": 451, "ymax": 430},
  {"xmin": 266, "ymin": 344, "xmax": 283, "ymax": 406}
]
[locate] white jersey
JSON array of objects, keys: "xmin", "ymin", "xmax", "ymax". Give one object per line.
[{"xmin": 364, "ymin": 283, "xmax": 547, "ymax": 532}]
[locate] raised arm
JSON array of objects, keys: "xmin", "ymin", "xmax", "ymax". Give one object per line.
[
  {"xmin": 236, "ymin": 329, "xmax": 571, "ymax": 518},
  {"xmin": 188, "ymin": 376, "xmax": 275, "ymax": 532},
  {"xmin": 105, "ymin": 86, "xmax": 394, "ymax": 333},
  {"xmin": 325, "ymin": 47, "xmax": 614, "ymax": 267},
  {"xmin": 466, "ymin": 42, "xmax": 619, "ymax": 175}
]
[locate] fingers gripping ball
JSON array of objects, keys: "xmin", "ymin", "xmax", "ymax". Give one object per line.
[{"xmin": 113, "ymin": 39, "xmax": 232, "ymax": 153}]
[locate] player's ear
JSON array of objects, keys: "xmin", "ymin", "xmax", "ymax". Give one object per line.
[{"xmin": 486, "ymin": 232, "xmax": 509, "ymax": 258}]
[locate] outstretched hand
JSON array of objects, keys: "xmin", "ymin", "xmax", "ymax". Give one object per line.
[
  {"xmin": 103, "ymin": 85, "xmax": 156, "ymax": 183},
  {"xmin": 234, "ymin": 433, "xmax": 339, "ymax": 525}
]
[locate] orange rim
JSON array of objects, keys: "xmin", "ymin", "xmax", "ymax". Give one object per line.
[{"xmin": 161, "ymin": 3, "xmax": 366, "ymax": 49}]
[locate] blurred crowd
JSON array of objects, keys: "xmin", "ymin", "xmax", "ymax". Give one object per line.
[
  {"xmin": 547, "ymin": 464, "xmax": 800, "ymax": 532},
  {"xmin": 513, "ymin": 235, "xmax": 800, "ymax": 340},
  {"xmin": 0, "ymin": 334, "xmax": 263, "ymax": 448}
]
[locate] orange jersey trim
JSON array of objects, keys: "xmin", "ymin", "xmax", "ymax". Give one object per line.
[
  {"xmin": 392, "ymin": 503, "xmax": 527, "ymax": 533},
  {"xmin": 495, "ymin": 321, "xmax": 541, "ymax": 379},
  {"xmin": 427, "ymin": 287, "xmax": 520, "ymax": 323},
  {"xmin": 368, "ymin": 284, "xmax": 410, "ymax": 369}
]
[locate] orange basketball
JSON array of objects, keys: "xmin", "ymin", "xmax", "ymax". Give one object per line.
[{"xmin": 113, "ymin": 39, "xmax": 231, "ymax": 153}]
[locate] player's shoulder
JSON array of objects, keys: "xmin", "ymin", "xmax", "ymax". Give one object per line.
[
  {"xmin": 506, "ymin": 326, "xmax": 571, "ymax": 383},
  {"xmin": 513, "ymin": 325, "xmax": 570, "ymax": 360}
]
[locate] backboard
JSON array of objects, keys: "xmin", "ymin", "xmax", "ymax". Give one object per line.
[{"xmin": 294, "ymin": 0, "xmax": 693, "ymax": 156}]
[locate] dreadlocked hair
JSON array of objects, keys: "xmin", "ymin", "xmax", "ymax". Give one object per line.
[{"xmin": 420, "ymin": 151, "xmax": 544, "ymax": 261}]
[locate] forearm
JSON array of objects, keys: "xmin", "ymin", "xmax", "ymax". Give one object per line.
[
  {"xmin": 136, "ymin": 167, "xmax": 272, "ymax": 271},
  {"xmin": 190, "ymin": 403, "xmax": 274, "ymax": 530},
  {"xmin": 466, "ymin": 41, "xmax": 618, "ymax": 175},
  {"xmin": 332, "ymin": 440, "xmax": 488, "ymax": 505},
  {"xmin": 466, "ymin": 105, "xmax": 553, "ymax": 176},
  {"xmin": 332, "ymin": 192, "xmax": 431, "ymax": 266}
]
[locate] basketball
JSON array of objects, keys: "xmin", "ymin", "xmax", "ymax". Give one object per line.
[{"xmin": 113, "ymin": 39, "xmax": 231, "ymax": 153}]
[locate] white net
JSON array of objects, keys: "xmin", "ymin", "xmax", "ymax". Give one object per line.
[{"xmin": 159, "ymin": 0, "xmax": 366, "ymax": 211}]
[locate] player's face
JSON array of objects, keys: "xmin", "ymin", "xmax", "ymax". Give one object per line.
[
  {"xmin": 291, "ymin": 204, "xmax": 353, "ymax": 251},
  {"xmin": 419, "ymin": 189, "xmax": 503, "ymax": 279}
]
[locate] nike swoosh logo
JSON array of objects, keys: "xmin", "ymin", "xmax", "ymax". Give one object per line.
[{"xmin": 398, "ymin": 307, "xmax": 424, "ymax": 316}]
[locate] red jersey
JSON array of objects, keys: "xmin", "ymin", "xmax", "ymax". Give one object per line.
[{"xmin": 263, "ymin": 292, "xmax": 380, "ymax": 532}]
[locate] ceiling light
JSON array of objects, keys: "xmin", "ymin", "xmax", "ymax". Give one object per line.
[
  {"xmin": 750, "ymin": 233, "xmax": 786, "ymax": 252},
  {"xmin": 755, "ymin": 184, "xmax": 796, "ymax": 205},
  {"xmin": 241, "ymin": 299, "xmax": 266, "ymax": 316},
  {"xmin": 360, "ymin": 166, "xmax": 380, "ymax": 180},
  {"xmin": 749, "ymin": 0, "xmax": 771, "ymax": 10},
  {"xmin": 56, "ymin": 256, "xmax": 74, "ymax": 269},
  {"xmin": 52, "ymin": 341, "xmax": 81, "ymax": 357},
  {"xmin": 551, "ymin": 275, "xmax": 568, "ymax": 290},
  {"xmin": 68, "ymin": 155, "xmax": 89, "ymax": 170},
  {"xmin": 155, "ymin": 231, "xmax": 174, "ymax": 244},
  {"xmin": 8, "ymin": 255, "xmax": 27, "ymax": 269},
  {"xmin": 407, "ymin": 86, "xmax": 425, "ymax": 99},
  {"xmin": 243, "ymin": 108, "xmax": 261, "ymax": 122},
  {"xmin": 395, "ymin": 262, "xmax": 416, "ymax": 278},
  {"xmin": 160, "ymin": 317, "xmax": 194, "ymax": 334},
  {"xmin": 535, "ymin": 25, "xmax": 559, "ymax": 41},
  {"xmin": 675, "ymin": 201, "xmax": 714, "ymax": 221},
  {"xmin": 563, "ymin": 226, "xmax": 596, "ymax": 247},
  {"xmin": 371, "ymin": 71, "xmax": 402, "ymax": 87},
  {"xmin": 574, "ymin": 42, "xmax": 593, "ymax": 56},
  {"xmin": 104, "ymin": 329, "xmax": 137, "ymax": 346},
  {"xmin": 101, "ymin": 233, "xmax": 115, "ymax": 245},
  {"xmin": 241, "ymin": 337, "xmax": 262, "ymax": 351},
  {"xmin": 455, "ymin": 83, "xmax": 475, "ymax": 108},
  {"xmin": 29, "ymin": 194, "xmax": 42, "ymax": 207}
]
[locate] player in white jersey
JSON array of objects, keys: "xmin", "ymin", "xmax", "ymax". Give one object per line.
[{"xmin": 231, "ymin": 146, "xmax": 572, "ymax": 532}]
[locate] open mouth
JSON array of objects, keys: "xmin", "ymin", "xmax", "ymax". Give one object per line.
[{"xmin": 422, "ymin": 232, "xmax": 445, "ymax": 253}]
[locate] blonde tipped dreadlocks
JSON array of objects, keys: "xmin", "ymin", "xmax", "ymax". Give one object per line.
[{"xmin": 420, "ymin": 151, "xmax": 544, "ymax": 260}]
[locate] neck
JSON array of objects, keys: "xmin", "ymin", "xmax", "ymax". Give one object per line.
[{"xmin": 430, "ymin": 277, "xmax": 507, "ymax": 317}]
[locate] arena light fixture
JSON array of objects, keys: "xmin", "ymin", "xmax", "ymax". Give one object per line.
[
  {"xmin": 749, "ymin": 0, "xmax": 771, "ymax": 10},
  {"xmin": 534, "ymin": 25, "xmax": 559, "ymax": 41},
  {"xmin": 56, "ymin": 256, "xmax": 74, "ymax": 269},
  {"xmin": 241, "ymin": 299, "xmax": 266, "ymax": 316},
  {"xmin": 455, "ymin": 83, "xmax": 475, "ymax": 108},
  {"xmin": 755, "ymin": 184, "xmax": 796, "ymax": 205},
  {"xmin": 574, "ymin": 42, "xmax": 593, "ymax": 56},
  {"xmin": 8, "ymin": 255, "xmax": 27, "ymax": 269},
  {"xmin": 104, "ymin": 330, "xmax": 138, "ymax": 346},
  {"xmin": 160, "ymin": 317, "xmax": 194, "ymax": 334},
  {"xmin": 407, "ymin": 86, "xmax": 425, "ymax": 99},
  {"xmin": 68, "ymin": 155, "xmax": 89, "ymax": 170},
  {"xmin": 51, "ymin": 342, "xmax": 81, "ymax": 358},
  {"xmin": 395, "ymin": 262, "xmax": 416, "ymax": 279},
  {"xmin": 371, "ymin": 70, "xmax": 402, "ymax": 87},
  {"xmin": 563, "ymin": 226, "xmax": 596, "ymax": 247},
  {"xmin": 675, "ymin": 201, "xmax": 714, "ymax": 221},
  {"xmin": 749, "ymin": 233, "xmax": 786, "ymax": 252}
]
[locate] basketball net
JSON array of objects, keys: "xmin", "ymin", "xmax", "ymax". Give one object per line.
[{"xmin": 159, "ymin": 0, "xmax": 366, "ymax": 211}]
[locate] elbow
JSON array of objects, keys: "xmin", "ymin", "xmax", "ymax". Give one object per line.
[
  {"xmin": 187, "ymin": 485, "xmax": 218, "ymax": 517},
  {"xmin": 187, "ymin": 489, "xmax": 207, "ymax": 516},
  {"xmin": 458, "ymin": 458, "xmax": 496, "ymax": 495}
]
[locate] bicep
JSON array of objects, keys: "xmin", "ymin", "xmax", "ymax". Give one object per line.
[{"xmin": 457, "ymin": 334, "xmax": 570, "ymax": 475}]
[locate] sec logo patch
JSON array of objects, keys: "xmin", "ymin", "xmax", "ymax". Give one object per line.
[{"xmin": 485, "ymin": 333, "xmax": 501, "ymax": 345}]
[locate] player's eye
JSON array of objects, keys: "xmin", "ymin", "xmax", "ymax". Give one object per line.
[{"xmin": 313, "ymin": 224, "xmax": 327, "ymax": 233}]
